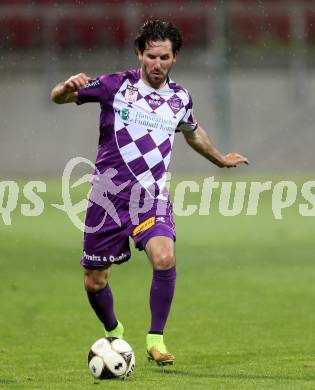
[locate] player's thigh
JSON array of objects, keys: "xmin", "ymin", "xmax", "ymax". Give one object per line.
[
  {"xmin": 84, "ymin": 265, "xmax": 111, "ymax": 292},
  {"xmin": 145, "ymin": 236, "xmax": 176, "ymax": 270}
]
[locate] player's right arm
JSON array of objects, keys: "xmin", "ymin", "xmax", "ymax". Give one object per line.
[
  {"xmin": 183, "ymin": 125, "xmax": 249, "ymax": 168},
  {"xmin": 51, "ymin": 73, "xmax": 91, "ymax": 104}
]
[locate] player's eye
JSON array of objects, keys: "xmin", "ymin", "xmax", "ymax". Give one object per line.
[{"xmin": 161, "ymin": 55, "xmax": 170, "ymax": 60}]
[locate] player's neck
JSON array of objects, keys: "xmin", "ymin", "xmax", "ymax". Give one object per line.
[{"xmin": 140, "ymin": 69, "xmax": 167, "ymax": 90}]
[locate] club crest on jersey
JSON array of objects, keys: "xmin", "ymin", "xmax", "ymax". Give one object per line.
[
  {"xmin": 167, "ymin": 95, "xmax": 184, "ymax": 114},
  {"xmin": 125, "ymin": 85, "xmax": 139, "ymax": 103}
]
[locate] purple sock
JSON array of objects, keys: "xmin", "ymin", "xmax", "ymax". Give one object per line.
[
  {"xmin": 149, "ymin": 267, "xmax": 176, "ymax": 334},
  {"xmin": 87, "ymin": 284, "xmax": 117, "ymax": 331}
]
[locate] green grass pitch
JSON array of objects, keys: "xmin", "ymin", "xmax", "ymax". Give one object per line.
[{"xmin": 0, "ymin": 176, "xmax": 315, "ymax": 389}]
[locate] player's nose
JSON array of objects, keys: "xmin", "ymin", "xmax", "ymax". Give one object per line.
[{"xmin": 153, "ymin": 59, "xmax": 161, "ymax": 69}]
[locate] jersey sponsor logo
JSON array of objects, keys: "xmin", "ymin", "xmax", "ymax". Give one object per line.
[
  {"xmin": 119, "ymin": 107, "xmax": 178, "ymax": 133},
  {"xmin": 150, "ymin": 93, "xmax": 160, "ymax": 100},
  {"xmin": 84, "ymin": 79, "xmax": 102, "ymax": 89},
  {"xmin": 83, "ymin": 250, "xmax": 128, "ymax": 263},
  {"xmin": 125, "ymin": 85, "xmax": 139, "ymax": 103},
  {"xmin": 147, "ymin": 93, "xmax": 163, "ymax": 108},
  {"xmin": 105, "ymin": 253, "xmax": 129, "ymax": 263},
  {"xmin": 156, "ymin": 216, "xmax": 165, "ymax": 223},
  {"xmin": 132, "ymin": 216, "xmax": 155, "ymax": 236},
  {"xmin": 121, "ymin": 107, "xmax": 130, "ymax": 121}
]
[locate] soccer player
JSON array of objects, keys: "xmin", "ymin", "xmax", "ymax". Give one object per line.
[{"xmin": 51, "ymin": 20, "xmax": 248, "ymax": 366}]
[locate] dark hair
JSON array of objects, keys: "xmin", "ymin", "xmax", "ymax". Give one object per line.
[{"xmin": 135, "ymin": 20, "xmax": 182, "ymax": 55}]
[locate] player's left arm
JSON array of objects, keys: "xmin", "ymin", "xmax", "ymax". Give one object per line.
[{"xmin": 183, "ymin": 125, "xmax": 249, "ymax": 168}]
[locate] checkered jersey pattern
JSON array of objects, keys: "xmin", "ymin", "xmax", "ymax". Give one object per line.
[{"xmin": 113, "ymin": 78, "xmax": 193, "ymax": 197}]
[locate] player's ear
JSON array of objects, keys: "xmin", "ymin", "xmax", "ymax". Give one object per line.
[
  {"xmin": 172, "ymin": 51, "xmax": 178, "ymax": 64},
  {"xmin": 136, "ymin": 48, "xmax": 143, "ymax": 61}
]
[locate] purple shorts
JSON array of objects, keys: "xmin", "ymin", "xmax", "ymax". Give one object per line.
[{"xmin": 80, "ymin": 195, "xmax": 176, "ymax": 269}]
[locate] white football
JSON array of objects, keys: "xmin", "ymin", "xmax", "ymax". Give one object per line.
[{"xmin": 88, "ymin": 337, "xmax": 135, "ymax": 380}]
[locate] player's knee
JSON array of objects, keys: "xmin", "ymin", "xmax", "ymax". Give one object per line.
[
  {"xmin": 84, "ymin": 278, "xmax": 107, "ymax": 293},
  {"xmin": 152, "ymin": 252, "xmax": 176, "ymax": 270},
  {"xmin": 84, "ymin": 269, "xmax": 109, "ymax": 293},
  {"xmin": 84, "ymin": 276, "xmax": 108, "ymax": 293}
]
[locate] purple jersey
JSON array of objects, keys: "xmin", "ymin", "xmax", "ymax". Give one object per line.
[{"xmin": 77, "ymin": 69, "xmax": 197, "ymax": 200}]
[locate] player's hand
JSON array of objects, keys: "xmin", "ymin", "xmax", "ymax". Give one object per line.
[
  {"xmin": 221, "ymin": 152, "xmax": 249, "ymax": 168},
  {"xmin": 64, "ymin": 73, "xmax": 91, "ymax": 92}
]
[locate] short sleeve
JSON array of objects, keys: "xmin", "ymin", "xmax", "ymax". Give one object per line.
[
  {"xmin": 76, "ymin": 77, "xmax": 105, "ymax": 105},
  {"xmin": 176, "ymin": 92, "xmax": 198, "ymax": 132},
  {"xmin": 76, "ymin": 73, "xmax": 123, "ymax": 106}
]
